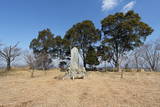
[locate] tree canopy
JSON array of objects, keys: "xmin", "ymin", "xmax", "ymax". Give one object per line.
[
  {"xmin": 52, "ymin": 36, "xmax": 70, "ymax": 59},
  {"xmin": 30, "ymin": 28, "xmax": 54, "ymax": 54},
  {"xmin": 29, "ymin": 28, "xmax": 54, "ymax": 70},
  {"xmin": 101, "ymin": 10, "xmax": 153, "ymax": 69},
  {"xmin": 64, "ymin": 20, "xmax": 101, "ymax": 68},
  {"xmin": 86, "ymin": 46, "xmax": 100, "ymax": 69}
]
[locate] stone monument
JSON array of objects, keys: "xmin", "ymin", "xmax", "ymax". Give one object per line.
[{"xmin": 63, "ymin": 47, "xmax": 86, "ymax": 80}]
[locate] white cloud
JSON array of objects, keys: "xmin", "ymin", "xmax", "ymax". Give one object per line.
[
  {"xmin": 122, "ymin": 1, "xmax": 136, "ymax": 13},
  {"xmin": 102, "ymin": 0, "xmax": 118, "ymax": 11}
]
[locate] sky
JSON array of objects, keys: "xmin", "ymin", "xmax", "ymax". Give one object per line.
[{"xmin": 0, "ymin": 0, "xmax": 159, "ymax": 50}]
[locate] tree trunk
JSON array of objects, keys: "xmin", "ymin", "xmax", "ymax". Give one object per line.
[
  {"xmin": 42, "ymin": 62, "xmax": 47, "ymax": 75},
  {"xmin": 83, "ymin": 59, "xmax": 86, "ymax": 69},
  {"xmin": 120, "ymin": 66, "xmax": 124, "ymax": 79},
  {"xmin": 105, "ymin": 61, "xmax": 107, "ymax": 72},
  {"xmin": 59, "ymin": 48, "xmax": 62, "ymax": 59},
  {"xmin": 135, "ymin": 57, "xmax": 139, "ymax": 72},
  {"xmin": 115, "ymin": 60, "xmax": 123, "ymax": 78},
  {"xmin": 82, "ymin": 49, "xmax": 86, "ymax": 69},
  {"xmin": 117, "ymin": 63, "xmax": 120, "ymax": 72},
  {"xmin": 6, "ymin": 59, "xmax": 11, "ymax": 71},
  {"xmin": 115, "ymin": 61, "xmax": 119, "ymax": 72},
  {"xmin": 31, "ymin": 70, "xmax": 34, "ymax": 78}
]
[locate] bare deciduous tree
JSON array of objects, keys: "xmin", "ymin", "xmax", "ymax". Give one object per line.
[
  {"xmin": 130, "ymin": 47, "xmax": 144, "ymax": 71},
  {"xmin": 24, "ymin": 52, "xmax": 36, "ymax": 77},
  {"xmin": 140, "ymin": 42, "xmax": 160, "ymax": 71},
  {"xmin": 0, "ymin": 43, "xmax": 20, "ymax": 71}
]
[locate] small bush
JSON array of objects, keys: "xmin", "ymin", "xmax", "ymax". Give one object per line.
[{"xmin": 59, "ymin": 61, "xmax": 67, "ymax": 72}]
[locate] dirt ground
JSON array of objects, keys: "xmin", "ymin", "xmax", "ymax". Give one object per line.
[{"xmin": 0, "ymin": 69, "xmax": 160, "ymax": 107}]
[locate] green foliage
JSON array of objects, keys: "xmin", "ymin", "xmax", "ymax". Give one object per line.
[
  {"xmin": 64, "ymin": 20, "xmax": 101, "ymax": 68},
  {"xmin": 86, "ymin": 46, "xmax": 99, "ymax": 68},
  {"xmin": 52, "ymin": 36, "xmax": 70, "ymax": 59},
  {"xmin": 101, "ymin": 10, "xmax": 153, "ymax": 68},
  {"xmin": 59, "ymin": 61, "xmax": 67, "ymax": 72},
  {"xmin": 97, "ymin": 45, "xmax": 111, "ymax": 62},
  {"xmin": 29, "ymin": 28, "xmax": 70, "ymax": 69},
  {"xmin": 30, "ymin": 28, "xmax": 54, "ymax": 54},
  {"xmin": 29, "ymin": 29, "xmax": 54, "ymax": 70},
  {"xmin": 65, "ymin": 20, "xmax": 101, "ymax": 48}
]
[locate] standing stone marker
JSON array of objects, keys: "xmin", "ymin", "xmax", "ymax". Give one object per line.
[
  {"xmin": 70, "ymin": 47, "xmax": 79, "ymax": 71},
  {"xmin": 63, "ymin": 47, "xmax": 86, "ymax": 80}
]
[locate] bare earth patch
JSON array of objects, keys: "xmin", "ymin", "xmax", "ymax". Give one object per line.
[{"xmin": 0, "ymin": 69, "xmax": 160, "ymax": 107}]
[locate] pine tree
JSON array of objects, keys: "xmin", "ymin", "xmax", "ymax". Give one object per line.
[{"xmin": 86, "ymin": 46, "xmax": 99, "ymax": 70}]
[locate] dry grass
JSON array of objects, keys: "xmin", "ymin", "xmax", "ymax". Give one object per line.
[{"xmin": 0, "ymin": 69, "xmax": 160, "ymax": 107}]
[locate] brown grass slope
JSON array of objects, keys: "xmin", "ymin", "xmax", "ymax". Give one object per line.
[{"xmin": 0, "ymin": 69, "xmax": 160, "ymax": 107}]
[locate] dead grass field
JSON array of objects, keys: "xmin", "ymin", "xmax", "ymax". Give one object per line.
[{"xmin": 0, "ymin": 69, "xmax": 160, "ymax": 107}]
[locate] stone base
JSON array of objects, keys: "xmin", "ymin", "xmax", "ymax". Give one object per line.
[{"xmin": 62, "ymin": 71, "xmax": 86, "ymax": 80}]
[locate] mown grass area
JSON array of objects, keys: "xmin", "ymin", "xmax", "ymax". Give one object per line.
[{"xmin": 0, "ymin": 68, "xmax": 160, "ymax": 107}]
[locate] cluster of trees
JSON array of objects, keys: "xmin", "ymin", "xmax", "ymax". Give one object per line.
[
  {"xmin": 0, "ymin": 11, "xmax": 155, "ymax": 74},
  {"xmin": 28, "ymin": 10, "xmax": 153, "ymax": 72},
  {"xmin": 128, "ymin": 41, "xmax": 160, "ymax": 71}
]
